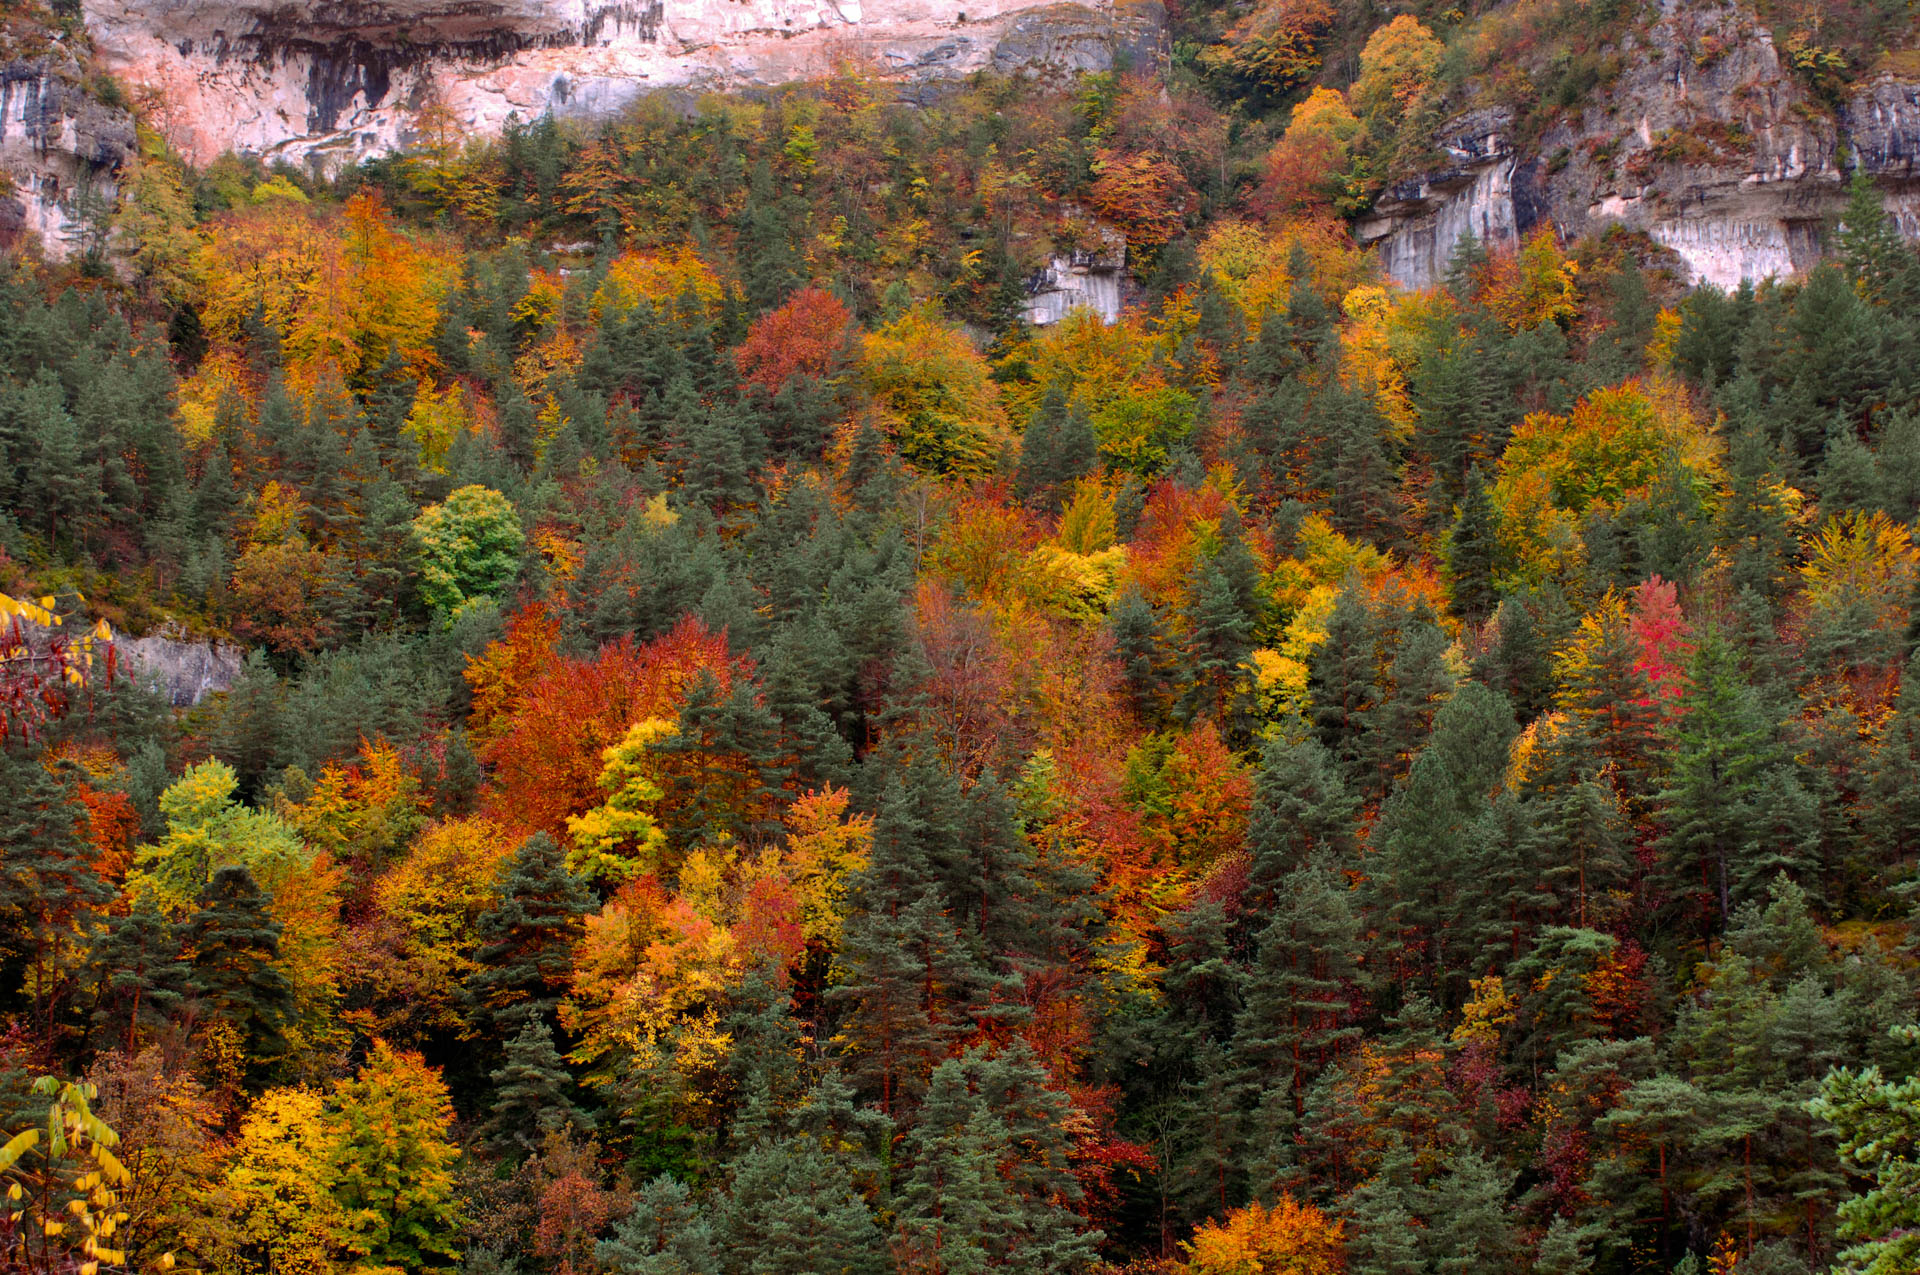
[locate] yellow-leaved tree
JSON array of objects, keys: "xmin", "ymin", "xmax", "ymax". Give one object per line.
[
  {"xmin": 1181, "ymin": 1196, "xmax": 1345, "ymax": 1274},
  {"xmin": 858, "ymin": 305, "xmax": 1011, "ymax": 477},
  {"xmin": 0, "ymin": 1076, "xmax": 159, "ymax": 1275},
  {"xmin": 564, "ymin": 717, "xmax": 676, "ymax": 885}
]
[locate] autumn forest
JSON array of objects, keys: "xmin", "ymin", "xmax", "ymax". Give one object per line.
[{"xmin": 3, "ymin": 0, "xmax": 1920, "ymax": 1272}]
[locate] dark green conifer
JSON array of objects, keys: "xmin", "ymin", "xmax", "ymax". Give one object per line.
[
  {"xmin": 482, "ymin": 1017, "xmax": 595, "ymax": 1155},
  {"xmin": 182, "ymin": 865, "xmax": 293, "ymax": 1066},
  {"xmin": 469, "ymin": 832, "xmax": 597, "ymax": 1030},
  {"xmin": 88, "ymin": 901, "xmax": 194, "ymax": 1053}
]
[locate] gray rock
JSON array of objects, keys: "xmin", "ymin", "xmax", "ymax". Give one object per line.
[
  {"xmin": 1354, "ymin": 0, "xmax": 1920, "ymax": 288},
  {"xmin": 117, "ymin": 632, "xmax": 247, "ymax": 708}
]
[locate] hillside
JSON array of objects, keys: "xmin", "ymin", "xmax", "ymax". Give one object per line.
[{"xmin": 2, "ymin": 2, "xmax": 1920, "ymax": 1274}]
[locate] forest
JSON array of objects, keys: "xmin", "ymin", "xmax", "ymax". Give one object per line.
[{"xmin": 3, "ymin": 0, "xmax": 1920, "ymax": 1271}]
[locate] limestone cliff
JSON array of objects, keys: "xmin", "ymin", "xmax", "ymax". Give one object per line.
[
  {"xmin": 1355, "ymin": 0, "xmax": 1920, "ymax": 288},
  {"xmin": 81, "ymin": 0, "xmax": 1165, "ymax": 170},
  {"xmin": 0, "ymin": 52, "xmax": 135, "ymax": 259}
]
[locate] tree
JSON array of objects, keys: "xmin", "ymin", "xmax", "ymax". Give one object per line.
[
  {"xmin": 132, "ymin": 759, "xmax": 308, "ymax": 909},
  {"xmin": 327, "ymin": 1041, "xmax": 463, "ymax": 1273},
  {"xmin": 1088, "ymin": 149, "xmax": 1193, "ymax": 249},
  {"xmin": 483, "ymin": 1017, "xmax": 596, "ymax": 1156},
  {"xmin": 0, "ymin": 1076, "xmax": 143, "ymax": 1275},
  {"xmin": 894, "ymin": 1043, "xmax": 1102, "ymax": 1272},
  {"xmin": 413, "ymin": 483, "xmax": 525, "ymax": 620},
  {"xmin": 717, "ymin": 1134, "xmax": 887, "ymax": 1275},
  {"xmin": 598, "ymin": 1175, "xmax": 719, "ymax": 1275},
  {"xmin": 1445, "ymin": 467, "xmax": 1500, "ymax": 623},
  {"xmin": 1246, "ymin": 733, "xmax": 1357, "ymax": 896},
  {"xmin": 564, "ymin": 718, "xmax": 673, "ymax": 885},
  {"xmin": 1657, "ymin": 633, "xmax": 1812, "ymax": 929},
  {"xmin": 1351, "ymin": 16, "xmax": 1443, "ymax": 120},
  {"xmin": 0, "ymin": 752, "xmax": 111, "ymax": 1031},
  {"xmin": 1808, "ymin": 1024, "xmax": 1920, "ymax": 1275},
  {"xmin": 87, "ymin": 902, "xmax": 194, "ymax": 1053},
  {"xmin": 211, "ymin": 1085, "xmax": 347, "ymax": 1275},
  {"xmin": 1236, "ymin": 857, "xmax": 1364, "ymax": 1179},
  {"xmin": 469, "ymin": 831, "xmax": 597, "ymax": 1031},
  {"xmin": 857, "ymin": 305, "xmax": 1011, "ymax": 478},
  {"xmin": 1836, "ymin": 171, "xmax": 1918, "ymax": 308},
  {"xmin": 182, "ymin": 865, "xmax": 295, "ymax": 1070},
  {"xmin": 1180, "ymin": 1196, "xmax": 1345, "ymax": 1274}
]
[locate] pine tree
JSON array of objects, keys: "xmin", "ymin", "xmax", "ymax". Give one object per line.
[
  {"xmin": 1818, "ymin": 423, "xmax": 1880, "ymax": 516},
  {"xmin": 87, "ymin": 901, "xmax": 194, "ymax": 1053},
  {"xmin": 717, "ymin": 1135, "xmax": 887, "ymax": 1275},
  {"xmin": 1535, "ymin": 1217, "xmax": 1596, "ymax": 1275},
  {"xmin": 189, "ymin": 439, "xmax": 239, "ymax": 543},
  {"xmin": 598, "ymin": 1175, "xmax": 720, "ymax": 1275},
  {"xmin": 482, "ymin": 1016, "xmax": 595, "ymax": 1156},
  {"xmin": 1311, "ymin": 379, "xmax": 1398, "ymax": 543},
  {"xmin": 0, "ymin": 753, "xmax": 112, "ymax": 1033},
  {"xmin": 829, "ymin": 885, "xmax": 979, "ymax": 1118},
  {"xmin": 1372, "ymin": 683, "xmax": 1516, "ymax": 1001},
  {"xmin": 436, "ymin": 726, "xmax": 484, "ymax": 816},
  {"xmin": 1234, "ymin": 858, "xmax": 1363, "ymax": 1145},
  {"xmin": 469, "ymin": 832, "xmax": 597, "ymax": 1030},
  {"xmin": 1179, "ymin": 551, "xmax": 1255, "ymax": 724},
  {"xmin": 1445, "ymin": 465, "xmax": 1500, "ymax": 623},
  {"xmin": 1359, "ymin": 611, "xmax": 1457, "ymax": 799},
  {"xmin": 182, "ymin": 865, "xmax": 293, "ymax": 1067},
  {"xmin": 1245, "ymin": 734, "xmax": 1357, "ymax": 899},
  {"xmin": 738, "ymin": 161, "xmax": 803, "ymax": 314},
  {"xmin": 1111, "ymin": 584, "xmax": 1174, "ymax": 724},
  {"xmin": 1837, "ymin": 170, "xmax": 1919, "ymax": 308},
  {"xmin": 894, "ymin": 1043, "xmax": 1101, "ymax": 1272},
  {"xmin": 1656, "ymin": 633, "xmax": 1810, "ymax": 930},
  {"xmin": 28, "ymin": 385, "xmax": 91, "ymax": 546},
  {"xmin": 1015, "ymin": 385, "xmax": 1070, "ymax": 508}
]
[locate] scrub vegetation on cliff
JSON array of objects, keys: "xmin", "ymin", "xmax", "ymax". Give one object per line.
[{"xmin": 4, "ymin": 2, "xmax": 1920, "ymax": 1274}]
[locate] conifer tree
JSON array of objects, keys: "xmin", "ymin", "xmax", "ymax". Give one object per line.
[
  {"xmin": 1657, "ymin": 633, "xmax": 1813, "ymax": 929},
  {"xmin": 1234, "ymin": 858, "xmax": 1363, "ymax": 1138},
  {"xmin": 599, "ymin": 1175, "xmax": 720, "ymax": 1275},
  {"xmin": 1111, "ymin": 584, "xmax": 1174, "ymax": 724},
  {"xmin": 0, "ymin": 753, "xmax": 112, "ymax": 1014},
  {"xmin": 182, "ymin": 865, "xmax": 293, "ymax": 1068},
  {"xmin": 1373, "ymin": 683, "xmax": 1515, "ymax": 1000},
  {"xmin": 469, "ymin": 832, "xmax": 597, "ymax": 1030},
  {"xmin": 894, "ymin": 1043, "xmax": 1100, "ymax": 1273},
  {"xmin": 717, "ymin": 1134, "xmax": 887, "ymax": 1275},
  {"xmin": 482, "ymin": 1017, "xmax": 595, "ymax": 1156},
  {"xmin": 1837, "ymin": 170, "xmax": 1918, "ymax": 308},
  {"xmin": 87, "ymin": 901, "xmax": 194, "ymax": 1053},
  {"xmin": 1245, "ymin": 733, "xmax": 1356, "ymax": 898},
  {"xmin": 1445, "ymin": 465, "xmax": 1500, "ymax": 623}
]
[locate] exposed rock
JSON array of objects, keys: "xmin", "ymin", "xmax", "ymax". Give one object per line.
[
  {"xmin": 0, "ymin": 55, "xmax": 135, "ymax": 260},
  {"xmin": 81, "ymin": 0, "xmax": 1165, "ymax": 171},
  {"xmin": 1025, "ymin": 220, "xmax": 1130, "ymax": 323},
  {"xmin": 117, "ymin": 629, "xmax": 246, "ymax": 707},
  {"xmin": 1354, "ymin": 0, "xmax": 1920, "ymax": 288}
]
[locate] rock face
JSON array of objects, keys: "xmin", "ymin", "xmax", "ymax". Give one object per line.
[
  {"xmin": 0, "ymin": 55, "xmax": 135, "ymax": 259},
  {"xmin": 82, "ymin": 0, "xmax": 1165, "ymax": 170},
  {"xmin": 117, "ymin": 630, "xmax": 247, "ymax": 707},
  {"xmin": 1354, "ymin": 0, "xmax": 1920, "ymax": 288},
  {"xmin": 1025, "ymin": 249, "xmax": 1129, "ymax": 324}
]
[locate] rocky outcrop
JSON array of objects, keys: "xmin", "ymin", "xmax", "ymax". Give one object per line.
[
  {"xmin": 118, "ymin": 630, "xmax": 246, "ymax": 707},
  {"xmin": 0, "ymin": 55, "xmax": 135, "ymax": 259},
  {"xmin": 1026, "ymin": 248, "xmax": 1129, "ymax": 324},
  {"xmin": 81, "ymin": 0, "xmax": 1165, "ymax": 170},
  {"xmin": 1355, "ymin": 0, "xmax": 1920, "ymax": 288}
]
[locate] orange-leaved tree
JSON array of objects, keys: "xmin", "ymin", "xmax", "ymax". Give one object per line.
[{"xmin": 1182, "ymin": 1196, "xmax": 1345, "ymax": 1274}]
